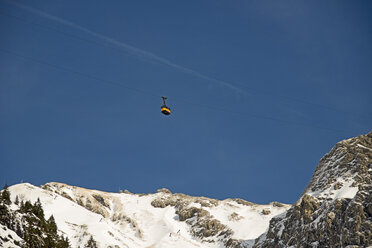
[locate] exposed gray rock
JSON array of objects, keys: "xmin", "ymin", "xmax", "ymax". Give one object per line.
[
  {"xmin": 157, "ymin": 188, "xmax": 172, "ymax": 194},
  {"xmin": 92, "ymin": 194, "xmax": 109, "ymax": 208},
  {"xmin": 229, "ymin": 212, "xmax": 244, "ymax": 221},
  {"xmin": 150, "ymin": 193, "xmax": 234, "ymax": 245},
  {"xmin": 261, "ymin": 209, "xmax": 271, "ymax": 215},
  {"xmin": 254, "ymin": 131, "xmax": 372, "ymax": 248},
  {"xmin": 271, "ymin": 202, "xmax": 286, "ymax": 208},
  {"xmin": 232, "ymin": 198, "xmax": 255, "ymax": 206}
]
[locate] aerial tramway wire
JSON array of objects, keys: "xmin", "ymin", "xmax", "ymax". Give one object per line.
[
  {"xmin": 0, "ymin": 47, "xmax": 347, "ymax": 133},
  {"xmin": 0, "ymin": 48, "xmax": 159, "ymax": 98},
  {"xmin": 0, "ymin": 10, "xmax": 356, "ymax": 117}
]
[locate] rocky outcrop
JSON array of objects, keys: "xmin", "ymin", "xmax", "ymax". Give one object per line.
[
  {"xmin": 151, "ymin": 192, "xmax": 233, "ymax": 245},
  {"xmin": 254, "ymin": 131, "xmax": 372, "ymax": 248},
  {"xmin": 149, "ymin": 189, "xmax": 289, "ymax": 247}
]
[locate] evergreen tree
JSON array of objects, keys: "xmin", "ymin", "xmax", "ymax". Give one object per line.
[
  {"xmin": 56, "ymin": 236, "xmax": 70, "ymax": 248},
  {"xmin": 85, "ymin": 235, "xmax": 98, "ymax": 248},
  {"xmin": 32, "ymin": 198, "xmax": 45, "ymax": 221},
  {"xmin": 1, "ymin": 183, "xmax": 11, "ymax": 205},
  {"xmin": 3, "ymin": 193, "xmax": 71, "ymax": 248},
  {"xmin": 0, "ymin": 202, "xmax": 9, "ymax": 224},
  {"xmin": 46, "ymin": 215, "xmax": 58, "ymax": 234},
  {"xmin": 15, "ymin": 195, "xmax": 19, "ymax": 205},
  {"xmin": 20, "ymin": 200, "xmax": 33, "ymax": 213},
  {"xmin": 0, "ymin": 184, "xmax": 11, "ymax": 227}
]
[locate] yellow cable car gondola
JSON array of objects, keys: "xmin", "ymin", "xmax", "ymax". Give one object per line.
[{"xmin": 161, "ymin": 96, "xmax": 171, "ymax": 115}]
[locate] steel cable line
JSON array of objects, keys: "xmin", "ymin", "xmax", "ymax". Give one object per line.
[
  {"xmin": 0, "ymin": 7, "xmax": 240, "ymax": 92},
  {"xmin": 0, "ymin": 48, "xmax": 347, "ymax": 133},
  {"xmin": 0, "ymin": 10, "xmax": 360, "ymax": 117},
  {"xmin": 0, "ymin": 48, "xmax": 159, "ymax": 98}
]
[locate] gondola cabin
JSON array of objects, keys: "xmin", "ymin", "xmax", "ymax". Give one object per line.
[
  {"xmin": 161, "ymin": 96, "xmax": 171, "ymax": 116},
  {"xmin": 161, "ymin": 106, "xmax": 171, "ymax": 115}
]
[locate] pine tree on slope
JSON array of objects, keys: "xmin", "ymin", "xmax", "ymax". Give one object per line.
[{"xmin": 85, "ymin": 235, "xmax": 98, "ymax": 248}]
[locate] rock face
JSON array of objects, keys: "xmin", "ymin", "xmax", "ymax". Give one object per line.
[{"xmin": 254, "ymin": 131, "xmax": 372, "ymax": 248}]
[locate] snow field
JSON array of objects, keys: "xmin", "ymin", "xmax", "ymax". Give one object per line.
[{"xmin": 7, "ymin": 183, "xmax": 290, "ymax": 248}]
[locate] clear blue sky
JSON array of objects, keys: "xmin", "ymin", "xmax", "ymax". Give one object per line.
[{"xmin": 1, "ymin": 0, "xmax": 371, "ymax": 204}]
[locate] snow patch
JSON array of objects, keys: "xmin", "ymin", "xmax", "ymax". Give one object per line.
[{"xmin": 308, "ymin": 178, "xmax": 358, "ymax": 200}]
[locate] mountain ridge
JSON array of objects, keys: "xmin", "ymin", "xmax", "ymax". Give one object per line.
[
  {"xmin": 1, "ymin": 181, "xmax": 290, "ymax": 247},
  {"xmin": 1, "ymin": 131, "xmax": 371, "ymax": 247}
]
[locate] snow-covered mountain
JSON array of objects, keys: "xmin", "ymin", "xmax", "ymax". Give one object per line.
[
  {"xmin": 1, "ymin": 182, "xmax": 289, "ymax": 248},
  {"xmin": 1, "ymin": 131, "xmax": 371, "ymax": 248}
]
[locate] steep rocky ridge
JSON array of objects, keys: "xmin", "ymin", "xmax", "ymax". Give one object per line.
[{"xmin": 254, "ymin": 131, "xmax": 372, "ymax": 248}]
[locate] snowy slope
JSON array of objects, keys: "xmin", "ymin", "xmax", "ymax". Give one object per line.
[
  {"xmin": 0, "ymin": 223, "xmax": 23, "ymax": 248},
  {"xmin": 5, "ymin": 183, "xmax": 290, "ymax": 248}
]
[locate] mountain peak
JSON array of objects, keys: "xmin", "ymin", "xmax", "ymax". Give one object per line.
[
  {"xmin": 303, "ymin": 131, "xmax": 371, "ymax": 201},
  {"xmin": 254, "ymin": 132, "xmax": 372, "ymax": 247}
]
